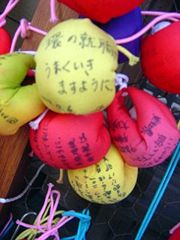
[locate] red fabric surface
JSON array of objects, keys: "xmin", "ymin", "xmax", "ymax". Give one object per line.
[
  {"xmin": 58, "ymin": 0, "xmax": 144, "ymax": 23},
  {"xmin": 30, "ymin": 111, "xmax": 111, "ymax": 169},
  {"xmin": 0, "ymin": 28, "xmax": 11, "ymax": 54},
  {"xmin": 141, "ymin": 21, "xmax": 180, "ymax": 93},
  {"xmin": 107, "ymin": 87, "xmax": 179, "ymax": 168},
  {"xmin": 169, "ymin": 227, "xmax": 180, "ymax": 240}
]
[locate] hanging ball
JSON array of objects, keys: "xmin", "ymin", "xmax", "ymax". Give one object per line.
[
  {"xmin": 30, "ymin": 110, "xmax": 111, "ymax": 169},
  {"xmin": 68, "ymin": 144, "xmax": 138, "ymax": 204},
  {"xmin": 35, "ymin": 18, "xmax": 118, "ymax": 114},
  {"xmin": 57, "ymin": 0, "xmax": 144, "ymax": 23},
  {"xmin": 107, "ymin": 87, "xmax": 179, "ymax": 168},
  {"xmin": 141, "ymin": 21, "xmax": 180, "ymax": 93},
  {"xmin": 0, "ymin": 53, "xmax": 45, "ymax": 135}
]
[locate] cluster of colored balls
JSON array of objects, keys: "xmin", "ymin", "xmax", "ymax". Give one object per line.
[{"xmin": 0, "ymin": 0, "xmax": 179, "ymax": 204}]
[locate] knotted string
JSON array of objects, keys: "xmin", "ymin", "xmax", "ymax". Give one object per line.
[
  {"xmin": 8, "ymin": 10, "xmax": 180, "ymax": 52},
  {"xmin": 16, "ymin": 183, "xmax": 74, "ymax": 240},
  {"xmin": 10, "ymin": 18, "xmax": 47, "ymax": 52},
  {"xmin": 0, "ymin": 0, "xmax": 58, "ymax": 28},
  {"xmin": 10, "ymin": 12, "xmax": 180, "ymax": 54},
  {"xmin": 62, "ymin": 209, "xmax": 91, "ymax": 240},
  {"xmin": 15, "ymin": 183, "xmax": 91, "ymax": 240},
  {"xmin": 0, "ymin": 0, "xmax": 20, "ymax": 27},
  {"xmin": 116, "ymin": 12, "xmax": 180, "ymax": 44},
  {"xmin": 115, "ymin": 73, "xmax": 129, "ymax": 90},
  {"xmin": 29, "ymin": 109, "xmax": 49, "ymax": 130},
  {"xmin": 16, "ymin": 183, "xmax": 91, "ymax": 240}
]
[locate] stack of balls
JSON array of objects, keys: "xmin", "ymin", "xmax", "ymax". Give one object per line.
[
  {"xmin": 30, "ymin": 17, "xmax": 140, "ymax": 204},
  {"xmin": 0, "ymin": 0, "xmax": 179, "ymax": 204}
]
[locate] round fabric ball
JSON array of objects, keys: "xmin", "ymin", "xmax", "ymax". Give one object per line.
[
  {"xmin": 35, "ymin": 19, "xmax": 118, "ymax": 115},
  {"xmin": 68, "ymin": 144, "xmax": 138, "ymax": 204},
  {"xmin": 0, "ymin": 28, "xmax": 11, "ymax": 54},
  {"xmin": 141, "ymin": 21, "xmax": 180, "ymax": 93},
  {"xmin": 29, "ymin": 111, "xmax": 111, "ymax": 169},
  {"xmin": 169, "ymin": 226, "xmax": 180, "ymax": 240},
  {"xmin": 107, "ymin": 87, "xmax": 179, "ymax": 168},
  {"xmin": 0, "ymin": 53, "xmax": 45, "ymax": 135},
  {"xmin": 93, "ymin": 7, "xmax": 143, "ymax": 63},
  {"xmin": 58, "ymin": 0, "xmax": 144, "ymax": 23}
]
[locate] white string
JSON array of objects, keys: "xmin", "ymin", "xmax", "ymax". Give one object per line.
[
  {"xmin": 0, "ymin": 164, "xmax": 45, "ymax": 203},
  {"xmin": 29, "ymin": 109, "xmax": 49, "ymax": 130},
  {"xmin": 115, "ymin": 73, "xmax": 129, "ymax": 90},
  {"xmin": 17, "ymin": 50, "xmax": 36, "ymax": 55}
]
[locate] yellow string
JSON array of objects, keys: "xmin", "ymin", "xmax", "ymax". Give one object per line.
[
  {"xmin": 178, "ymin": 120, "xmax": 180, "ymax": 130},
  {"xmin": 56, "ymin": 169, "xmax": 64, "ymax": 184},
  {"xmin": 15, "ymin": 199, "xmax": 64, "ymax": 240},
  {"xmin": 116, "ymin": 45, "xmax": 139, "ymax": 66}
]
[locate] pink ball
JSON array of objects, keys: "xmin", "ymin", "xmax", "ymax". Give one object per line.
[{"xmin": 107, "ymin": 87, "xmax": 179, "ymax": 168}]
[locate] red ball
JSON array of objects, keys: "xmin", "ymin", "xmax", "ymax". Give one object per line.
[
  {"xmin": 107, "ymin": 87, "xmax": 179, "ymax": 168},
  {"xmin": 169, "ymin": 227, "xmax": 180, "ymax": 240},
  {"xmin": 30, "ymin": 111, "xmax": 111, "ymax": 169},
  {"xmin": 0, "ymin": 28, "xmax": 11, "ymax": 54},
  {"xmin": 141, "ymin": 21, "xmax": 180, "ymax": 93},
  {"xmin": 58, "ymin": 0, "xmax": 144, "ymax": 23}
]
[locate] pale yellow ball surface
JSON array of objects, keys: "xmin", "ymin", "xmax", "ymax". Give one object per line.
[
  {"xmin": 68, "ymin": 145, "xmax": 138, "ymax": 204},
  {"xmin": 35, "ymin": 18, "xmax": 118, "ymax": 114}
]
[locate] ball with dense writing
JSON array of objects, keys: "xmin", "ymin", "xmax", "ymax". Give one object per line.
[
  {"xmin": 0, "ymin": 28, "xmax": 11, "ymax": 54},
  {"xmin": 141, "ymin": 21, "xmax": 180, "ymax": 93},
  {"xmin": 107, "ymin": 87, "xmax": 179, "ymax": 168},
  {"xmin": 68, "ymin": 144, "xmax": 138, "ymax": 204},
  {"xmin": 0, "ymin": 53, "xmax": 45, "ymax": 135},
  {"xmin": 29, "ymin": 110, "xmax": 111, "ymax": 169},
  {"xmin": 57, "ymin": 0, "xmax": 144, "ymax": 23},
  {"xmin": 35, "ymin": 18, "xmax": 118, "ymax": 115}
]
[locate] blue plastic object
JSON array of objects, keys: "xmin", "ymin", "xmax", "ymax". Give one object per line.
[
  {"xmin": 0, "ymin": 221, "xmax": 14, "ymax": 240},
  {"xmin": 135, "ymin": 142, "xmax": 180, "ymax": 240},
  {"xmin": 62, "ymin": 209, "xmax": 91, "ymax": 240}
]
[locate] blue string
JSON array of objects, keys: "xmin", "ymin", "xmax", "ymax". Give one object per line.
[
  {"xmin": 135, "ymin": 141, "xmax": 180, "ymax": 240},
  {"xmin": 62, "ymin": 209, "xmax": 91, "ymax": 240},
  {"xmin": 0, "ymin": 221, "xmax": 14, "ymax": 240}
]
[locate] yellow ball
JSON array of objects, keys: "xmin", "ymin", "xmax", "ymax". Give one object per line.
[
  {"xmin": 68, "ymin": 145, "xmax": 138, "ymax": 204},
  {"xmin": 35, "ymin": 18, "xmax": 118, "ymax": 114},
  {"xmin": 0, "ymin": 53, "xmax": 45, "ymax": 135}
]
